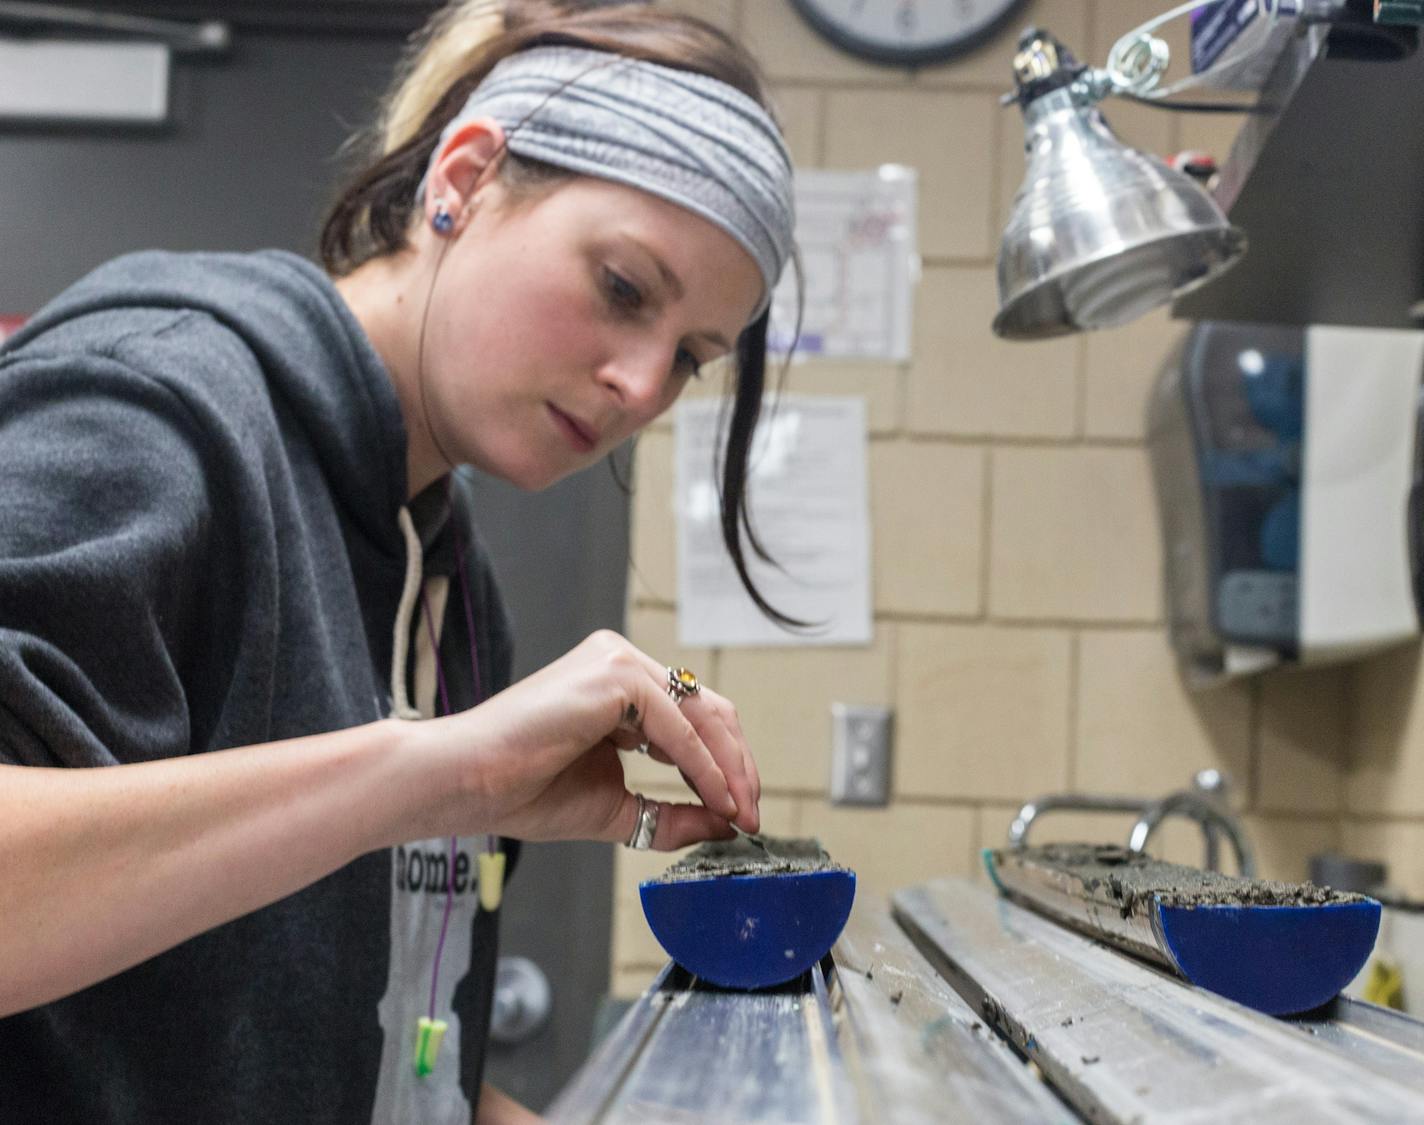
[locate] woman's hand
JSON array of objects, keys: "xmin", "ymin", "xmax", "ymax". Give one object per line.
[
  {"xmin": 416, "ymin": 630, "xmax": 761, "ymax": 849},
  {"xmin": 0, "ymin": 631, "xmax": 760, "ymax": 1014}
]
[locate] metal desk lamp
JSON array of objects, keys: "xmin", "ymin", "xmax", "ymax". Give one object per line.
[{"xmin": 994, "ymin": 26, "xmax": 1247, "ymax": 340}]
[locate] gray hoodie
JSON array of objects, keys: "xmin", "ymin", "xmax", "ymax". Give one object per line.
[{"xmin": 0, "ymin": 250, "xmax": 515, "ymax": 1123}]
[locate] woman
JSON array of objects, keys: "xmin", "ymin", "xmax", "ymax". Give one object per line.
[{"xmin": 0, "ymin": 2, "xmax": 794, "ymax": 1121}]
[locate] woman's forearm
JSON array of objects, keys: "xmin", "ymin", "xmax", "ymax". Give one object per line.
[
  {"xmin": 0, "ymin": 718, "xmax": 441, "ymax": 1017},
  {"xmin": 0, "ymin": 631, "xmax": 762, "ymax": 1020},
  {"xmin": 475, "ymin": 1083, "xmax": 543, "ymax": 1124}
]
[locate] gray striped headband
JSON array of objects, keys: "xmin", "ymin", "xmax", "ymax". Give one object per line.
[{"xmin": 422, "ymin": 45, "xmax": 795, "ymax": 317}]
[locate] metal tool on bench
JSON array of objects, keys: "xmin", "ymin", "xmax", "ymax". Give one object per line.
[{"xmin": 1009, "ymin": 768, "xmax": 1257, "ymax": 875}]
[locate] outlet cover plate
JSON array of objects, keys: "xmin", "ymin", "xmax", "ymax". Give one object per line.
[{"xmin": 830, "ymin": 703, "xmax": 893, "ymax": 807}]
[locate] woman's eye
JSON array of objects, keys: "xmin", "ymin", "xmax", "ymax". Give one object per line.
[
  {"xmin": 674, "ymin": 348, "xmax": 703, "ymax": 379},
  {"xmin": 603, "ymin": 268, "xmax": 643, "ymax": 312}
]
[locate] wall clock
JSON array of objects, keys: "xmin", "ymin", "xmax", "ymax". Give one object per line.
[{"xmin": 789, "ymin": 0, "xmax": 1027, "ymax": 67}]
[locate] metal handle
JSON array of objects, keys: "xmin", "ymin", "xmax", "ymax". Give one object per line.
[
  {"xmin": 1128, "ymin": 789, "xmax": 1256, "ymax": 878},
  {"xmin": 1008, "ymin": 771, "xmax": 1255, "ymax": 877},
  {"xmin": 1008, "ymin": 793, "xmax": 1150, "ymax": 847}
]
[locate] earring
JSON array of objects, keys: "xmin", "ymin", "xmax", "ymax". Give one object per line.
[{"xmin": 432, "ymin": 199, "xmax": 455, "ymax": 235}]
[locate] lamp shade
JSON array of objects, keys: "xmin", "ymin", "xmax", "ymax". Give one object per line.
[{"xmin": 994, "ymin": 86, "xmax": 1246, "ymax": 339}]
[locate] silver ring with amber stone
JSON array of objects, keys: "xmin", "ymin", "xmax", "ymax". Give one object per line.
[{"xmin": 666, "ymin": 666, "xmax": 700, "ymax": 705}]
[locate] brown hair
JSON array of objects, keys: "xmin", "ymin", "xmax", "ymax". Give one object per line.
[{"xmin": 320, "ymin": 1, "xmax": 805, "ymax": 627}]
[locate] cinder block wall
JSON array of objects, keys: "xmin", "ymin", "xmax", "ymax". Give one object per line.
[{"xmin": 612, "ymin": 0, "xmax": 1413, "ymax": 996}]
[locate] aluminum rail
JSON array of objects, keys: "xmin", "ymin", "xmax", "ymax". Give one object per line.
[
  {"xmin": 548, "ymin": 895, "xmax": 1069, "ymax": 1124},
  {"xmin": 893, "ymin": 877, "xmax": 1424, "ymax": 1123},
  {"xmin": 551, "ymin": 880, "xmax": 1424, "ymax": 1122},
  {"xmin": 828, "ymin": 894, "xmax": 1072, "ymax": 1124},
  {"xmin": 546, "ymin": 961, "xmax": 858, "ymax": 1124},
  {"xmin": 1288, "ymin": 994, "xmax": 1424, "ymax": 1092}
]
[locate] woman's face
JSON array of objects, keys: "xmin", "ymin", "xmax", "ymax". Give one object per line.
[{"xmin": 418, "ymin": 175, "xmax": 764, "ymax": 492}]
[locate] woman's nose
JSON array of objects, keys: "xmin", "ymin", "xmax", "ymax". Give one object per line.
[{"xmin": 599, "ymin": 346, "xmax": 670, "ymax": 412}]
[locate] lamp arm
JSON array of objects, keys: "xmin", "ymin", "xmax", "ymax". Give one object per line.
[
  {"xmin": 1104, "ymin": 0, "xmax": 1294, "ymax": 100},
  {"xmin": 0, "ymin": 1, "xmax": 229, "ymax": 54}
]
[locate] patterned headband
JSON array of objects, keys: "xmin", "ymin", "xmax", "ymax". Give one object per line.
[{"xmin": 422, "ymin": 45, "xmax": 795, "ymax": 315}]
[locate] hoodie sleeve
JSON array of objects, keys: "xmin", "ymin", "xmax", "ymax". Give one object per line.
[{"xmin": 0, "ymin": 349, "xmax": 214, "ymax": 767}]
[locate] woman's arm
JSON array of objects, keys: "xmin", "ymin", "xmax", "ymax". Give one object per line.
[
  {"xmin": 0, "ymin": 719, "xmax": 429, "ymax": 1017},
  {"xmin": 475, "ymin": 1083, "xmax": 543, "ymax": 1124},
  {"xmin": 0, "ymin": 631, "xmax": 760, "ymax": 1018}
]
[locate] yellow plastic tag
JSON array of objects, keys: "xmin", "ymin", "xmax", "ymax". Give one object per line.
[
  {"xmin": 1361, "ymin": 956, "xmax": 1405, "ymax": 1010},
  {"xmin": 414, "ymin": 1016, "xmax": 448, "ymax": 1077},
  {"xmin": 478, "ymin": 851, "xmax": 507, "ymax": 912}
]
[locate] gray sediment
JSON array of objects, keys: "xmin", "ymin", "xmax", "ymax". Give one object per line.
[
  {"xmin": 652, "ymin": 835, "xmax": 849, "ymax": 882},
  {"xmin": 1000, "ymin": 843, "xmax": 1367, "ymax": 916}
]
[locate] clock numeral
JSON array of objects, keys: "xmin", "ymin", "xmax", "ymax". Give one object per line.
[{"xmin": 896, "ymin": 1, "xmax": 917, "ymax": 36}]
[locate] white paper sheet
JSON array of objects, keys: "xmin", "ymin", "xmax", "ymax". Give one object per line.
[
  {"xmin": 767, "ymin": 165, "xmax": 919, "ymax": 362},
  {"xmin": 675, "ymin": 395, "xmax": 871, "ymax": 648}
]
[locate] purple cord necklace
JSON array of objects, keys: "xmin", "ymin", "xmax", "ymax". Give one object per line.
[{"xmin": 417, "ymin": 523, "xmax": 492, "ymax": 1023}]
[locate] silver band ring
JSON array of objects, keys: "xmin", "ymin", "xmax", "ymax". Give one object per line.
[
  {"xmin": 666, "ymin": 666, "xmax": 700, "ymax": 705},
  {"xmin": 635, "ymin": 741, "xmax": 651, "ymax": 756},
  {"xmin": 626, "ymin": 793, "xmax": 659, "ymax": 849}
]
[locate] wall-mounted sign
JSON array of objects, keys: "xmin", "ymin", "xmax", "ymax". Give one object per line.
[
  {"xmin": 675, "ymin": 395, "xmax": 871, "ymax": 648},
  {"xmin": 0, "ymin": 39, "xmax": 169, "ymax": 125},
  {"xmin": 768, "ymin": 165, "xmax": 918, "ymax": 363}
]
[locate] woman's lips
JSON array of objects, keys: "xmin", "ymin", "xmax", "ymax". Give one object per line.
[{"xmin": 548, "ymin": 403, "xmax": 597, "ymax": 453}]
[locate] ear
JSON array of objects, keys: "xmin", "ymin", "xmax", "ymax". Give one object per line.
[{"xmin": 424, "ymin": 117, "xmax": 507, "ymax": 232}]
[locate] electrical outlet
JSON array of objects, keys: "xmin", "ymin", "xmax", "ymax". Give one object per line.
[{"xmin": 830, "ymin": 704, "xmax": 892, "ymax": 807}]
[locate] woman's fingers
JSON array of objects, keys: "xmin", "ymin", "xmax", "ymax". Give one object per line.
[
  {"xmin": 634, "ymin": 706, "xmax": 755, "ymax": 829},
  {"xmin": 619, "ymin": 651, "xmax": 758, "ymax": 831},
  {"xmin": 707, "ymin": 689, "xmax": 760, "ymax": 821},
  {"xmin": 609, "ymin": 711, "xmax": 671, "ymax": 762},
  {"xmin": 635, "ymin": 689, "xmax": 738, "ymax": 820},
  {"xmin": 670, "ymin": 686, "xmax": 758, "ymax": 831},
  {"xmin": 738, "ymin": 744, "xmax": 761, "ymax": 830},
  {"xmin": 623, "ymin": 709, "xmax": 757, "ymax": 831},
  {"xmin": 603, "ymin": 660, "xmax": 731, "ymax": 817},
  {"xmin": 606, "ymin": 725, "xmax": 648, "ymax": 752},
  {"xmin": 718, "ymin": 703, "xmax": 759, "ymax": 807},
  {"xmin": 656, "ymin": 801, "xmax": 738, "ymax": 850},
  {"xmin": 514, "ymin": 631, "xmax": 757, "ymax": 837},
  {"xmin": 617, "ymin": 791, "xmax": 736, "ymax": 852}
]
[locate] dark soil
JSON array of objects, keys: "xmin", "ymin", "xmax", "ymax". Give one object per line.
[
  {"xmin": 651, "ymin": 835, "xmax": 848, "ymax": 882},
  {"xmin": 999, "ymin": 843, "xmax": 1367, "ymax": 916}
]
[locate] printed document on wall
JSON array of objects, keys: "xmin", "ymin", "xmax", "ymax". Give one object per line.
[
  {"xmin": 767, "ymin": 165, "xmax": 918, "ymax": 362},
  {"xmin": 675, "ymin": 395, "xmax": 871, "ymax": 647}
]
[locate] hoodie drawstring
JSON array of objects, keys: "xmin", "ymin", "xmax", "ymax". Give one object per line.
[
  {"xmin": 390, "ymin": 506, "xmax": 423, "ymax": 721},
  {"xmin": 389, "ymin": 498, "xmax": 504, "ymax": 1078}
]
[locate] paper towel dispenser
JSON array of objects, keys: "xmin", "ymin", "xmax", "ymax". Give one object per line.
[{"xmin": 1149, "ymin": 321, "xmax": 1424, "ymax": 683}]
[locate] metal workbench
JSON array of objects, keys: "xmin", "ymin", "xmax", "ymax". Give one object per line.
[{"xmin": 548, "ymin": 878, "xmax": 1424, "ymax": 1123}]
